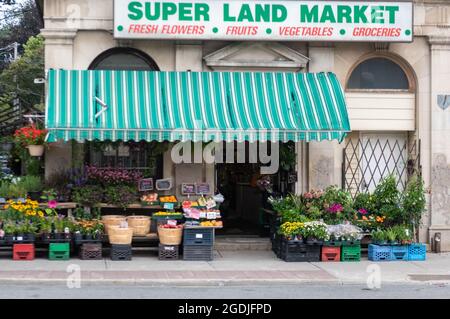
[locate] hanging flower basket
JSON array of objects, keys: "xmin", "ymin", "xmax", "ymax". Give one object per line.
[
  {"xmin": 14, "ymin": 125, "xmax": 48, "ymax": 157},
  {"xmin": 27, "ymin": 145, "xmax": 45, "ymax": 157}
]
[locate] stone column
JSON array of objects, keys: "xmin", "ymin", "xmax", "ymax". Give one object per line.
[
  {"xmin": 41, "ymin": 29, "xmax": 77, "ymax": 179},
  {"xmin": 429, "ymin": 36, "xmax": 450, "ymax": 251},
  {"xmin": 307, "ymin": 44, "xmax": 345, "ymax": 190}
]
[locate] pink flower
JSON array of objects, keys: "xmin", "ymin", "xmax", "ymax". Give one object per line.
[
  {"xmin": 358, "ymin": 208, "xmax": 368, "ymax": 215},
  {"xmin": 328, "ymin": 203, "xmax": 343, "ymax": 213},
  {"xmin": 48, "ymin": 200, "xmax": 58, "ymax": 209}
]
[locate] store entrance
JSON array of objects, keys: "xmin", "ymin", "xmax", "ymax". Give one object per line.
[{"xmin": 215, "ymin": 142, "xmax": 297, "ymax": 236}]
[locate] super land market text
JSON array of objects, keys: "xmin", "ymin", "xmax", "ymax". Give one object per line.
[{"xmin": 127, "ymin": 2, "xmax": 401, "ymax": 24}]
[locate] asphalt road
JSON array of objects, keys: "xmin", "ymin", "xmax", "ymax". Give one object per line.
[{"xmin": 0, "ymin": 282, "xmax": 449, "ymax": 299}]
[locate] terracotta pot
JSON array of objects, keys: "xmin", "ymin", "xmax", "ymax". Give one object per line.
[{"xmin": 27, "ymin": 145, "xmax": 44, "ymax": 157}]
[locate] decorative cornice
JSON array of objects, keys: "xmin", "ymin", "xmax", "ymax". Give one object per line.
[
  {"xmin": 204, "ymin": 42, "xmax": 310, "ymax": 70},
  {"xmin": 40, "ymin": 29, "xmax": 77, "ymax": 45}
]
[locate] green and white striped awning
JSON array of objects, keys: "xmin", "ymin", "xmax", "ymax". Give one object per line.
[{"xmin": 46, "ymin": 69, "xmax": 350, "ymax": 143}]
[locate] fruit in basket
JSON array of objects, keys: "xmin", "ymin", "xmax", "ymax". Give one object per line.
[
  {"xmin": 158, "ymin": 224, "xmax": 183, "ymax": 229},
  {"xmin": 141, "ymin": 193, "xmax": 158, "ymax": 202}
]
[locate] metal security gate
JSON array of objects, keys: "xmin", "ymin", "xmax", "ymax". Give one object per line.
[{"xmin": 342, "ymin": 134, "xmax": 421, "ymax": 196}]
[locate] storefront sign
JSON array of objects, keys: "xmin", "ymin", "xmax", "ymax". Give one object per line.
[{"xmin": 114, "ymin": 0, "xmax": 413, "ymax": 42}]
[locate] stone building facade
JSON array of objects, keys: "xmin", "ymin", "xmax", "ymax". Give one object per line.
[{"xmin": 38, "ymin": 0, "xmax": 450, "ymax": 250}]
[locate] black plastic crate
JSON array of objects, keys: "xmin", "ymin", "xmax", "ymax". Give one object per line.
[
  {"xmin": 279, "ymin": 239, "xmax": 321, "ymax": 262},
  {"xmin": 80, "ymin": 243, "xmax": 103, "ymax": 260},
  {"xmin": 183, "ymin": 245, "xmax": 214, "ymax": 261},
  {"xmin": 110, "ymin": 244, "xmax": 132, "ymax": 261},
  {"xmin": 183, "ymin": 228, "xmax": 214, "ymax": 246},
  {"xmin": 158, "ymin": 244, "xmax": 179, "ymax": 260}
]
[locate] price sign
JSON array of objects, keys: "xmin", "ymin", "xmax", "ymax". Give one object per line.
[
  {"xmin": 156, "ymin": 178, "xmax": 173, "ymax": 191},
  {"xmin": 181, "ymin": 183, "xmax": 196, "ymax": 195},
  {"xmin": 196, "ymin": 183, "xmax": 211, "ymax": 195},
  {"xmin": 138, "ymin": 178, "xmax": 154, "ymax": 192},
  {"xmin": 167, "ymin": 220, "xmax": 177, "ymax": 226},
  {"xmin": 163, "ymin": 203, "xmax": 175, "ymax": 210},
  {"xmin": 206, "ymin": 212, "xmax": 216, "ymax": 220}
]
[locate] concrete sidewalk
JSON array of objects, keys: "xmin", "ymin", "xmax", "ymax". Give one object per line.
[{"xmin": 0, "ymin": 250, "xmax": 449, "ymax": 285}]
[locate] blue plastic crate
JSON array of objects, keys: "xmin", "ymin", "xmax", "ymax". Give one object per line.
[
  {"xmin": 408, "ymin": 243, "xmax": 426, "ymax": 261},
  {"xmin": 368, "ymin": 244, "xmax": 392, "ymax": 261},
  {"xmin": 391, "ymin": 245, "xmax": 408, "ymax": 261}
]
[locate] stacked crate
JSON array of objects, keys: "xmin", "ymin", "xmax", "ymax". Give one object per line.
[{"xmin": 183, "ymin": 228, "xmax": 214, "ymax": 261}]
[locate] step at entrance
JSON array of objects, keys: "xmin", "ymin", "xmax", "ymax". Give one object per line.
[{"xmin": 214, "ymin": 237, "xmax": 271, "ymax": 251}]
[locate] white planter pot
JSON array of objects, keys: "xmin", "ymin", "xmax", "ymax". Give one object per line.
[{"xmin": 27, "ymin": 145, "xmax": 45, "ymax": 157}]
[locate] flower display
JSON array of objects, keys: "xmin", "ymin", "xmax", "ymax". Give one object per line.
[
  {"xmin": 14, "ymin": 125, "xmax": 48, "ymax": 146},
  {"xmin": 4, "ymin": 199, "xmax": 44, "ymax": 218},
  {"xmin": 327, "ymin": 203, "xmax": 344, "ymax": 213},
  {"xmin": 86, "ymin": 166, "xmax": 143, "ymax": 186}
]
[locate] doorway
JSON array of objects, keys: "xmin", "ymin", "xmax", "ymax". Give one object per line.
[{"xmin": 215, "ymin": 142, "xmax": 296, "ymax": 236}]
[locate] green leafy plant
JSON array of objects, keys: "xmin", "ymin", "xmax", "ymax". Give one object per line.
[
  {"xmin": 279, "ymin": 142, "xmax": 296, "ymax": 171},
  {"xmin": 18, "ymin": 175, "xmax": 43, "ymax": 193},
  {"xmin": 385, "ymin": 228, "xmax": 398, "ymax": 243},
  {"xmin": 39, "ymin": 217, "xmax": 52, "ymax": 233},
  {"xmin": 391, "ymin": 225, "xmax": 412, "ymax": 244},
  {"xmin": 2, "ymin": 221, "xmax": 16, "ymax": 235},
  {"xmin": 372, "ymin": 175, "xmax": 402, "ymax": 226},
  {"xmin": 103, "ymin": 185, "xmax": 138, "ymax": 209},
  {"xmin": 402, "ymin": 175, "xmax": 426, "ymax": 241},
  {"xmin": 371, "ymin": 229, "xmax": 387, "ymax": 243},
  {"xmin": 53, "ymin": 216, "xmax": 65, "ymax": 233},
  {"xmin": 0, "ymin": 182, "xmax": 10, "ymax": 198},
  {"xmin": 72, "ymin": 185, "xmax": 104, "ymax": 206},
  {"xmin": 7, "ymin": 183, "xmax": 27, "ymax": 199}
]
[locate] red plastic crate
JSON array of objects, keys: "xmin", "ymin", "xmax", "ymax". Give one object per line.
[
  {"xmin": 321, "ymin": 246, "xmax": 341, "ymax": 262},
  {"xmin": 13, "ymin": 244, "xmax": 35, "ymax": 260}
]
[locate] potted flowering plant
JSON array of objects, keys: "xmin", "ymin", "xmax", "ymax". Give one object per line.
[
  {"xmin": 14, "ymin": 125, "xmax": 48, "ymax": 157},
  {"xmin": 278, "ymin": 221, "xmax": 304, "ymax": 241},
  {"xmin": 303, "ymin": 221, "xmax": 329, "ymax": 245}
]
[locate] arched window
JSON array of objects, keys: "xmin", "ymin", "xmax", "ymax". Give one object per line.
[
  {"xmin": 347, "ymin": 58, "xmax": 409, "ymax": 90},
  {"xmin": 89, "ymin": 47, "xmax": 159, "ymax": 71},
  {"xmin": 87, "ymin": 48, "xmax": 162, "ymax": 176}
]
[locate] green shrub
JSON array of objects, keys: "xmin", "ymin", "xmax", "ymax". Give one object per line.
[{"xmin": 18, "ymin": 175, "xmax": 43, "ymax": 193}]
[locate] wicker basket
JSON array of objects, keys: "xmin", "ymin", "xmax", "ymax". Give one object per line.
[
  {"xmin": 126, "ymin": 216, "xmax": 151, "ymax": 236},
  {"xmin": 108, "ymin": 225, "xmax": 133, "ymax": 245},
  {"xmin": 158, "ymin": 226, "xmax": 183, "ymax": 245},
  {"xmin": 101, "ymin": 215, "xmax": 127, "ymax": 234}
]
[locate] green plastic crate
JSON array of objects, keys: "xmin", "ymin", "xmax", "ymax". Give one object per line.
[
  {"xmin": 49, "ymin": 243, "xmax": 70, "ymax": 260},
  {"xmin": 341, "ymin": 245, "xmax": 361, "ymax": 262}
]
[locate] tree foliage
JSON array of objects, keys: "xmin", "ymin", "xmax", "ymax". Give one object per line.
[
  {"xmin": 0, "ymin": 0, "xmax": 43, "ymax": 71},
  {"xmin": 0, "ymin": 34, "xmax": 44, "ymax": 109}
]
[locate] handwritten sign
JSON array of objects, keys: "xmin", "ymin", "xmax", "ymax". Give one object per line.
[
  {"xmin": 156, "ymin": 178, "xmax": 173, "ymax": 191},
  {"xmin": 196, "ymin": 183, "xmax": 211, "ymax": 195},
  {"xmin": 181, "ymin": 183, "xmax": 196, "ymax": 195},
  {"xmin": 138, "ymin": 178, "xmax": 153, "ymax": 192}
]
